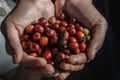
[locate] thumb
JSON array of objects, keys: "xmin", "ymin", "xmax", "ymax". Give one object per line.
[
  {"xmin": 87, "ymin": 19, "xmax": 108, "ymax": 61},
  {"xmin": 56, "ymin": 72, "xmax": 70, "ymax": 80},
  {"xmin": 54, "ymin": 0, "xmax": 65, "ymax": 15},
  {"xmin": 1, "ymin": 23, "xmax": 23, "ymax": 64}
]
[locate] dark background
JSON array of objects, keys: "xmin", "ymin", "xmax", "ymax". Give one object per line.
[{"xmin": 89, "ymin": 0, "xmax": 120, "ymax": 80}]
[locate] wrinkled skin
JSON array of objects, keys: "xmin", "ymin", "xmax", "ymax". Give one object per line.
[
  {"xmin": 55, "ymin": 0, "xmax": 108, "ymax": 80},
  {"xmin": 1, "ymin": 0, "xmax": 55, "ymax": 77}
]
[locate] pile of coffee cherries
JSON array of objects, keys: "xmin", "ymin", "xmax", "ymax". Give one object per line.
[{"xmin": 20, "ymin": 12, "xmax": 91, "ymax": 70}]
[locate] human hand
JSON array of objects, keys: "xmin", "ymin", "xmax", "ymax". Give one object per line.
[
  {"xmin": 1, "ymin": 0, "xmax": 55, "ymax": 77},
  {"xmin": 55, "ymin": 0, "xmax": 108, "ymax": 79}
]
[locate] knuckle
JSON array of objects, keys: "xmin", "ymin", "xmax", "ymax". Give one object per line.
[
  {"xmin": 35, "ymin": 58, "xmax": 47, "ymax": 67},
  {"xmin": 42, "ymin": 64, "xmax": 55, "ymax": 75},
  {"xmin": 69, "ymin": 56, "xmax": 77, "ymax": 64}
]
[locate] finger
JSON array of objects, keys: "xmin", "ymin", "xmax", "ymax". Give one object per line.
[
  {"xmin": 66, "ymin": 2, "xmax": 108, "ymax": 61},
  {"xmin": 21, "ymin": 53, "xmax": 47, "ymax": 68},
  {"xmin": 5, "ymin": 42, "xmax": 12, "ymax": 56},
  {"xmin": 24, "ymin": 64, "xmax": 55, "ymax": 76},
  {"xmin": 24, "ymin": 67, "xmax": 43, "ymax": 75},
  {"xmin": 54, "ymin": 0, "xmax": 65, "ymax": 15},
  {"xmin": 87, "ymin": 19, "xmax": 107, "ymax": 60},
  {"xmin": 60, "ymin": 62, "xmax": 84, "ymax": 72},
  {"xmin": 56, "ymin": 72, "xmax": 70, "ymax": 80},
  {"xmin": 68, "ymin": 53, "xmax": 87, "ymax": 65},
  {"xmin": 21, "ymin": 54, "xmax": 55, "ymax": 76},
  {"xmin": 40, "ymin": 64, "xmax": 55, "ymax": 77}
]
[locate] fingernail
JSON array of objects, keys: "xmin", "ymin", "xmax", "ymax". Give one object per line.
[
  {"xmin": 91, "ymin": 49, "xmax": 97, "ymax": 60},
  {"xmin": 53, "ymin": 70, "xmax": 60, "ymax": 77},
  {"xmin": 13, "ymin": 52, "xmax": 22, "ymax": 64},
  {"xmin": 86, "ymin": 59, "xmax": 91, "ymax": 63},
  {"xmin": 13, "ymin": 53, "xmax": 17, "ymax": 64}
]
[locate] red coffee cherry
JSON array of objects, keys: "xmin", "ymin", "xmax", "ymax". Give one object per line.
[
  {"xmin": 43, "ymin": 51, "xmax": 52, "ymax": 59},
  {"xmin": 79, "ymin": 42, "xmax": 86, "ymax": 52},
  {"xmin": 35, "ymin": 25, "xmax": 44, "ymax": 33}
]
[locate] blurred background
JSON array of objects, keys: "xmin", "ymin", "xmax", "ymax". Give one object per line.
[{"xmin": 0, "ymin": 0, "xmax": 17, "ymax": 75}]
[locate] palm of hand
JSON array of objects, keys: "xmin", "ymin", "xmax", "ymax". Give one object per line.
[
  {"xmin": 8, "ymin": 0, "xmax": 54, "ymax": 35},
  {"xmin": 56, "ymin": 0, "xmax": 107, "ymax": 60},
  {"xmin": 1, "ymin": 0, "xmax": 55, "ymax": 76},
  {"xmin": 54, "ymin": 1, "xmax": 107, "ymax": 79}
]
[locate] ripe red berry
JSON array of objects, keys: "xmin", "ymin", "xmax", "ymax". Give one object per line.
[
  {"xmin": 38, "ymin": 17, "xmax": 48, "ymax": 26},
  {"xmin": 75, "ymin": 48, "xmax": 80, "ymax": 54},
  {"xmin": 79, "ymin": 42, "xmax": 86, "ymax": 52},
  {"xmin": 45, "ymin": 29, "xmax": 56, "ymax": 37},
  {"xmin": 68, "ymin": 37, "xmax": 77, "ymax": 43},
  {"xmin": 75, "ymin": 23, "xmax": 84, "ymax": 32},
  {"xmin": 68, "ymin": 24, "xmax": 75, "ymax": 28},
  {"xmin": 50, "ymin": 35, "xmax": 58, "ymax": 44},
  {"xmin": 61, "ymin": 31, "xmax": 69, "ymax": 40},
  {"xmin": 44, "ymin": 21, "xmax": 49, "ymax": 27},
  {"xmin": 70, "ymin": 18, "xmax": 76, "ymax": 24},
  {"xmin": 56, "ymin": 52, "xmax": 66, "ymax": 61},
  {"xmin": 67, "ymin": 27, "xmax": 76, "ymax": 36},
  {"xmin": 22, "ymin": 34, "xmax": 29, "ymax": 41},
  {"xmin": 57, "ymin": 27, "xmax": 66, "ymax": 34},
  {"xmin": 57, "ymin": 12, "xmax": 65, "ymax": 20},
  {"xmin": 43, "ymin": 51, "xmax": 52, "ymax": 59},
  {"xmin": 69, "ymin": 42, "xmax": 79, "ymax": 50},
  {"xmin": 75, "ymin": 31, "xmax": 85, "ymax": 39},
  {"xmin": 29, "ymin": 42, "xmax": 40, "ymax": 53},
  {"xmin": 33, "ymin": 32, "xmax": 41, "ymax": 41},
  {"xmin": 47, "ymin": 59, "xmax": 54, "ymax": 65},
  {"xmin": 59, "ymin": 21, "xmax": 68, "ymax": 27},
  {"xmin": 35, "ymin": 25, "xmax": 44, "ymax": 33},
  {"xmin": 50, "ymin": 23, "xmax": 59, "ymax": 29}
]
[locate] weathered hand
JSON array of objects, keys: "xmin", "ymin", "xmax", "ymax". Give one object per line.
[
  {"xmin": 1, "ymin": 0, "xmax": 55, "ymax": 76},
  {"xmin": 55, "ymin": 0, "xmax": 108, "ymax": 80}
]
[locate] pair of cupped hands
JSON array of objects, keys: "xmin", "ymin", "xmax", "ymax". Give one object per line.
[{"xmin": 0, "ymin": 0, "xmax": 107, "ymax": 80}]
